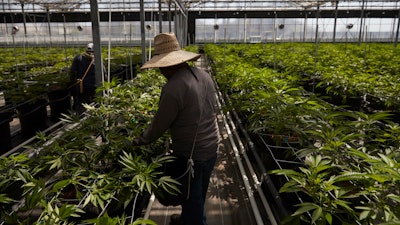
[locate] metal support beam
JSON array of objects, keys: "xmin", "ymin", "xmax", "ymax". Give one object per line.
[
  {"xmin": 171, "ymin": 0, "xmax": 187, "ymax": 18},
  {"xmin": 140, "ymin": 0, "xmax": 146, "ymax": 65},
  {"xmin": 89, "ymin": 0, "xmax": 103, "ymax": 90}
]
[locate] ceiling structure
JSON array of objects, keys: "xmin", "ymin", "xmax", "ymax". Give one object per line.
[
  {"xmin": 1, "ymin": 0, "xmax": 399, "ymax": 12},
  {"xmin": 1, "ymin": 0, "xmax": 399, "ymax": 46}
]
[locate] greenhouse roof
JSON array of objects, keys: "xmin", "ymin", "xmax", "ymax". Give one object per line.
[{"xmin": 1, "ymin": 0, "xmax": 399, "ymax": 12}]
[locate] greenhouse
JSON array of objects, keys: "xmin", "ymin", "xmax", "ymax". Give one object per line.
[{"xmin": 1, "ymin": 0, "xmax": 400, "ymax": 225}]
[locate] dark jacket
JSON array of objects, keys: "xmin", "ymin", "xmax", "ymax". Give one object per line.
[
  {"xmin": 69, "ymin": 52, "xmax": 96, "ymax": 95},
  {"xmin": 134, "ymin": 66, "xmax": 219, "ymax": 161}
]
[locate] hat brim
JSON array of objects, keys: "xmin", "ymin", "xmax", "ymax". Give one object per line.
[{"xmin": 141, "ymin": 50, "xmax": 201, "ymax": 69}]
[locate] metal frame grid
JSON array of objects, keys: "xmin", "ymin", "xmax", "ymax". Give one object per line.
[{"xmin": 1, "ymin": 0, "xmax": 399, "ymax": 13}]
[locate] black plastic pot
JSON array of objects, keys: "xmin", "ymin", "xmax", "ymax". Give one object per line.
[
  {"xmin": 365, "ymin": 94, "xmax": 386, "ymax": 111},
  {"xmin": 110, "ymin": 64, "xmax": 137, "ymax": 82},
  {"xmin": 48, "ymin": 89, "xmax": 71, "ymax": 121},
  {"xmin": 0, "ymin": 107, "xmax": 14, "ymax": 153},
  {"xmin": 17, "ymin": 99, "xmax": 48, "ymax": 138},
  {"xmin": 342, "ymin": 96, "xmax": 363, "ymax": 111}
]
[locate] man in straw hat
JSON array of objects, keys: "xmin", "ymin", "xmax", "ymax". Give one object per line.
[{"xmin": 133, "ymin": 32, "xmax": 219, "ymax": 225}]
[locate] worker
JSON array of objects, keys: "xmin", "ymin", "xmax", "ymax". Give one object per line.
[
  {"xmin": 69, "ymin": 43, "xmax": 96, "ymax": 114},
  {"xmin": 133, "ymin": 32, "xmax": 220, "ymax": 225}
]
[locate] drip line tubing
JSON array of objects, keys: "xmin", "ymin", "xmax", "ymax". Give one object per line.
[
  {"xmin": 141, "ymin": 193, "xmax": 156, "ymax": 225},
  {"xmin": 215, "ymin": 90, "xmax": 265, "ymax": 225},
  {"xmin": 227, "ymin": 96, "xmax": 290, "ymax": 218},
  {"xmin": 219, "ymin": 90, "xmax": 282, "ymax": 224}
]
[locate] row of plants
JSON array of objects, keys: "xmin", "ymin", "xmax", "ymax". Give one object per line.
[
  {"xmin": 0, "ymin": 46, "xmax": 141, "ymax": 74},
  {"xmin": 0, "ymin": 68, "xmax": 181, "ymax": 224},
  {"xmin": 0, "ymin": 46, "xmax": 142, "ymax": 106},
  {"xmin": 0, "ymin": 46, "xmax": 143, "ymax": 150},
  {"xmin": 203, "ymin": 43, "xmax": 400, "ymax": 224},
  {"xmin": 214, "ymin": 42, "xmax": 400, "ymax": 112}
]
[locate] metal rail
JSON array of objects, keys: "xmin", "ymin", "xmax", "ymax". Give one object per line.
[
  {"xmin": 218, "ymin": 89, "xmax": 278, "ymax": 225},
  {"xmin": 228, "ymin": 97, "xmax": 290, "ymax": 219},
  {"xmin": 215, "ymin": 91, "xmax": 264, "ymax": 225},
  {"xmin": 215, "ymin": 87, "xmax": 278, "ymax": 225}
]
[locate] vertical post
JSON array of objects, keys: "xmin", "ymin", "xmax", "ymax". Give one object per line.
[
  {"xmin": 140, "ymin": 0, "xmax": 146, "ymax": 65},
  {"xmin": 314, "ymin": 5, "xmax": 320, "ymax": 73},
  {"xmin": 168, "ymin": 0, "xmax": 172, "ymax": 32},
  {"xmin": 244, "ymin": 13, "xmax": 247, "ymax": 43},
  {"xmin": 63, "ymin": 14, "xmax": 67, "ymax": 46},
  {"xmin": 315, "ymin": 5, "xmax": 319, "ymax": 44},
  {"xmin": 63, "ymin": 14, "xmax": 68, "ymax": 75},
  {"xmin": 12, "ymin": 28, "xmax": 18, "ymax": 77},
  {"xmin": 395, "ymin": 9, "xmax": 400, "ymax": 47},
  {"xmin": 333, "ymin": 1, "xmax": 338, "ymax": 43},
  {"xmin": 4, "ymin": 16, "xmax": 9, "ymax": 44},
  {"xmin": 273, "ymin": 11, "xmax": 277, "ymax": 70},
  {"xmin": 174, "ymin": 4, "xmax": 178, "ymax": 37},
  {"xmin": 20, "ymin": 3, "xmax": 27, "ymax": 37},
  {"xmin": 46, "ymin": 7, "xmax": 52, "ymax": 45},
  {"xmin": 158, "ymin": 0, "xmax": 163, "ymax": 33},
  {"xmin": 358, "ymin": 0, "xmax": 366, "ymax": 45},
  {"xmin": 129, "ymin": 24, "xmax": 134, "ymax": 79},
  {"xmin": 89, "ymin": 0, "xmax": 103, "ymax": 89},
  {"xmin": 188, "ymin": 12, "xmax": 196, "ymax": 44},
  {"xmin": 214, "ymin": 13, "xmax": 217, "ymax": 43},
  {"xmin": 303, "ymin": 11, "xmax": 307, "ymax": 42},
  {"xmin": 107, "ymin": 1, "xmax": 112, "ymax": 84}
]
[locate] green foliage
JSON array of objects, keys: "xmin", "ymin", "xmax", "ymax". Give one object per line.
[
  {"xmin": 0, "ymin": 46, "xmax": 142, "ymax": 104},
  {"xmin": 271, "ymin": 155, "xmax": 359, "ymax": 224},
  {"xmin": 204, "ymin": 43, "xmax": 400, "ymax": 225},
  {"xmin": 84, "ymin": 213, "xmax": 157, "ymax": 225},
  {"xmin": 205, "ymin": 43, "xmax": 400, "ymax": 110},
  {"xmin": 36, "ymin": 199, "xmax": 85, "ymax": 225},
  {"xmin": 0, "ymin": 65, "xmax": 168, "ymax": 223}
]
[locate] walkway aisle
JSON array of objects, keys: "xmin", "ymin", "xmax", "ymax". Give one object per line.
[{"xmin": 147, "ymin": 55, "xmax": 257, "ymax": 225}]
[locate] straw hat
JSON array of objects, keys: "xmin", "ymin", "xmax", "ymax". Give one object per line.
[{"xmin": 141, "ymin": 33, "xmax": 201, "ymax": 69}]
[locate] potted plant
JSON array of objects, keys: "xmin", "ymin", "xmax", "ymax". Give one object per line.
[
  {"xmin": 0, "ymin": 69, "xmax": 181, "ymax": 224},
  {"xmin": 0, "ymin": 105, "xmax": 14, "ymax": 152},
  {"xmin": 7, "ymin": 76, "xmax": 49, "ymax": 138}
]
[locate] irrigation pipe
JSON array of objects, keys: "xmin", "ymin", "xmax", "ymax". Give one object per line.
[
  {"xmin": 98, "ymin": 191, "xmax": 117, "ymax": 217},
  {"xmin": 226, "ymin": 108, "xmax": 279, "ymax": 225},
  {"xmin": 215, "ymin": 91, "xmax": 265, "ymax": 225},
  {"xmin": 228, "ymin": 98, "xmax": 289, "ymax": 218},
  {"xmin": 141, "ymin": 193, "xmax": 156, "ymax": 225},
  {"xmin": 217, "ymin": 91, "xmax": 278, "ymax": 225},
  {"xmin": 128, "ymin": 193, "xmax": 140, "ymax": 224}
]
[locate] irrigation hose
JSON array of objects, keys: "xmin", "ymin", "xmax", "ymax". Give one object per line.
[
  {"xmin": 229, "ymin": 100, "xmax": 289, "ymax": 218},
  {"xmin": 226, "ymin": 107, "xmax": 279, "ymax": 225},
  {"xmin": 216, "ymin": 91, "xmax": 264, "ymax": 225},
  {"xmin": 142, "ymin": 193, "xmax": 156, "ymax": 225},
  {"xmin": 219, "ymin": 89, "xmax": 278, "ymax": 225}
]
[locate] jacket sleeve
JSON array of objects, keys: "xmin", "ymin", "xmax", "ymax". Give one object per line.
[
  {"xmin": 69, "ymin": 55, "xmax": 80, "ymax": 83},
  {"xmin": 133, "ymin": 88, "xmax": 179, "ymax": 145}
]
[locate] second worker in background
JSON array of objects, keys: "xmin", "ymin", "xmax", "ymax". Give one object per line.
[{"xmin": 69, "ymin": 43, "xmax": 97, "ymax": 115}]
